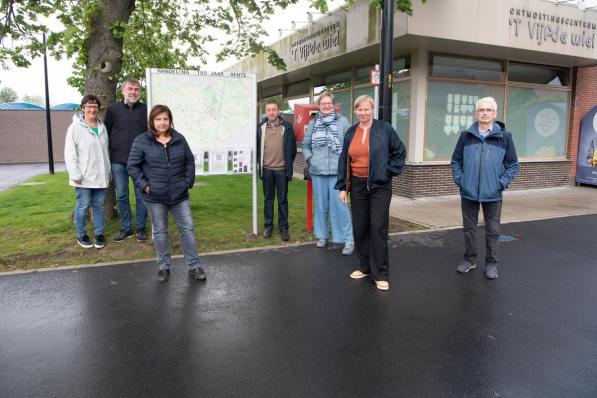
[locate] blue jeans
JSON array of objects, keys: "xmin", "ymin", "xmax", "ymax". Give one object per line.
[
  {"xmin": 144, "ymin": 200, "xmax": 201, "ymax": 271},
  {"xmin": 112, "ymin": 162, "xmax": 147, "ymax": 232},
  {"xmin": 75, "ymin": 188, "xmax": 106, "ymax": 237},
  {"xmin": 312, "ymin": 175, "xmax": 353, "ymax": 243}
]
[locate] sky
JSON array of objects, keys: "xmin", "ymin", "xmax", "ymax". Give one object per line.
[{"xmin": 0, "ymin": 0, "xmax": 344, "ymax": 105}]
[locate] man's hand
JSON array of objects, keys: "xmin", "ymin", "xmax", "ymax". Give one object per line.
[
  {"xmin": 339, "ymin": 191, "xmax": 347, "ymax": 203},
  {"xmin": 144, "ymin": 186, "xmax": 150, "ymax": 194}
]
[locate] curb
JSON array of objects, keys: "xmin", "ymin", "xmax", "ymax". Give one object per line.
[{"xmin": 1, "ymin": 212, "xmax": 594, "ymax": 276}]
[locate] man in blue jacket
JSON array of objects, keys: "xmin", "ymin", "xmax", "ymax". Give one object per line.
[
  {"xmin": 451, "ymin": 97, "xmax": 519, "ymax": 280},
  {"xmin": 256, "ymin": 101, "xmax": 297, "ymax": 241}
]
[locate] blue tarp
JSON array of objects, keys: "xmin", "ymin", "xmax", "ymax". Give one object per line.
[
  {"xmin": 0, "ymin": 102, "xmax": 79, "ymax": 110},
  {"xmin": 0, "ymin": 102, "xmax": 45, "ymax": 110},
  {"xmin": 51, "ymin": 103, "xmax": 79, "ymax": 110}
]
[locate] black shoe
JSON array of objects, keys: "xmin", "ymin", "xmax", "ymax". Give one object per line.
[
  {"xmin": 113, "ymin": 230, "xmax": 133, "ymax": 242},
  {"xmin": 77, "ymin": 234, "xmax": 93, "ymax": 249},
  {"xmin": 280, "ymin": 229, "xmax": 289, "ymax": 241},
  {"xmin": 136, "ymin": 229, "xmax": 148, "ymax": 242},
  {"xmin": 94, "ymin": 234, "xmax": 106, "ymax": 249},
  {"xmin": 189, "ymin": 267, "xmax": 207, "ymax": 281},
  {"xmin": 157, "ymin": 269, "xmax": 170, "ymax": 283},
  {"xmin": 263, "ymin": 227, "xmax": 273, "ymax": 239}
]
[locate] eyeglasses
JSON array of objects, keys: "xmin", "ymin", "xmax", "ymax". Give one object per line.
[
  {"xmin": 319, "ymin": 102, "xmax": 333, "ymax": 106},
  {"xmin": 477, "ymin": 108, "xmax": 495, "ymax": 113},
  {"xmin": 84, "ymin": 104, "xmax": 99, "ymax": 109}
]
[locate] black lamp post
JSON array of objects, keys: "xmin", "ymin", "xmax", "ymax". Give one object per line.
[
  {"xmin": 43, "ymin": 33, "xmax": 54, "ymax": 175},
  {"xmin": 378, "ymin": 0, "xmax": 395, "ymax": 123}
]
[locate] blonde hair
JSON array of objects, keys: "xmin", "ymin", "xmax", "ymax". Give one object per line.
[{"xmin": 353, "ymin": 95, "xmax": 374, "ymax": 110}]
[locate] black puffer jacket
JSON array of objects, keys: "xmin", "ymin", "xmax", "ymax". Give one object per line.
[
  {"xmin": 127, "ymin": 130, "xmax": 195, "ymax": 205},
  {"xmin": 335, "ymin": 119, "xmax": 406, "ymax": 192}
]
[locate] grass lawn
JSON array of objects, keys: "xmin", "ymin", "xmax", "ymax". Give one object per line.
[{"xmin": 0, "ymin": 172, "xmax": 425, "ymax": 272}]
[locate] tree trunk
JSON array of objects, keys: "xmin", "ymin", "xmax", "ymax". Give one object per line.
[{"xmin": 84, "ymin": 0, "xmax": 136, "ymax": 219}]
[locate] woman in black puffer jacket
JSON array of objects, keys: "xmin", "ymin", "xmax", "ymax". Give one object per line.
[{"xmin": 128, "ymin": 104, "xmax": 206, "ymax": 283}]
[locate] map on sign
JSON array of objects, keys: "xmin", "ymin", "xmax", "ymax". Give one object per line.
[{"xmin": 146, "ymin": 69, "xmax": 256, "ymax": 175}]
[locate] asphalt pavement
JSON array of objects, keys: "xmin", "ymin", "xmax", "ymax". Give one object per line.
[
  {"xmin": 0, "ymin": 162, "xmax": 65, "ymax": 191},
  {"xmin": 1, "ymin": 215, "xmax": 596, "ymax": 397}
]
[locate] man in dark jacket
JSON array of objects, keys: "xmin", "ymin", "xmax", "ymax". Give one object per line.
[
  {"xmin": 451, "ymin": 97, "xmax": 519, "ymax": 280},
  {"xmin": 104, "ymin": 78, "xmax": 149, "ymax": 243},
  {"xmin": 256, "ymin": 101, "xmax": 297, "ymax": 241}
]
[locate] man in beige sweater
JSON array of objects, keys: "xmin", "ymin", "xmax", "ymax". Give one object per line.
[{"xmin": 256, "ymin": 101, "xmax": 297, "ymax": 241}]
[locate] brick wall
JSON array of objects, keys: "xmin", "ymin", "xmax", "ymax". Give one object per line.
[
  {"xmin": 393, "ymin": 161, "xmax": 572, "ymax": 198},
  {"xmin": 569, "ymin": 66, "xmax": 597, "ymax": 176},
  {"xmin": 295, "ymin": 152, "xmax": 571, "ymax": 198},
  {"xmin": 0, "ymin": 110, "xmax": 74, "ymax": 163}
]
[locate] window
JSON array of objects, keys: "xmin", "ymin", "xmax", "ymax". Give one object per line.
[
  {"xmin": 429, "ymin": 54, "xmax": 505, "ymax": 81},
  {"xmin": 506, "ymin": 87, "xmax": 568, "ymax": 157},
  {"xmin": 355, "ymin": 55, "xmax": 411, "ymax": 86},
  {"xmin": 392, "ymin": 81, "xmax": 410, "ymax": 148},
  {"xmin": 425, "ymin": 81, "xmax": 505, "ymax": 161},
  {"xmin": 355, "ymin": 66, "xmax": 374, "ymax": 86},
  {"xmin": 332, "ymin": 91, "xmax": 352, "ymax": 121},
  {"xmin": 286, "ymin": 80, "xmax": 311, "ymax": 97},
  {"xmin": 314, "ymin": 70, "xmax": 352, "ymax": 93},
  {"xmin": 508, "ymin": 63, "xmax": 568, "ymax": 86},
  {"xmin": 283, "ymin": 96, "xmax": 310, "ymax": 112}
]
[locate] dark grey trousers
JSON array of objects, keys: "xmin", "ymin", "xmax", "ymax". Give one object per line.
[{"xmin": 461, "ymin": 198, "xmax": 502, "ymax": 266}]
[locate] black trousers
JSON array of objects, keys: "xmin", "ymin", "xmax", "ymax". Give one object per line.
[
  {"xmin": 262, "ymin": 167, "xmax": 289, "ymax": 230},
  {"xmin": 461, "ymin": 198, "xmax": 502, "ymax": 266},
  {"xmin": 350, "ymin": 177, "xmax": 392, "ymax": 281}
]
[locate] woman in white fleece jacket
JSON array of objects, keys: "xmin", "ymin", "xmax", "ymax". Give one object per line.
[{"xmin": 64, "ymin": 95, "xmax": 111, "ymax": 249}]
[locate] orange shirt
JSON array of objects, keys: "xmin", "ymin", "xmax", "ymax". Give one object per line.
[{"xmin": 348, "ymin": 126, "xmax": 369, "ymax": 178}]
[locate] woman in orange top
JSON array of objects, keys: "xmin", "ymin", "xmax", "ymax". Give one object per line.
[{"xmin": 335, "ymin": 95, "xmax": 406, "ymax": 291}]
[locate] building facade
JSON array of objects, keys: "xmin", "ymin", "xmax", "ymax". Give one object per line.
[{"xmin": 228, "ymin": 0, "xmax": 597, "ymax": 197}]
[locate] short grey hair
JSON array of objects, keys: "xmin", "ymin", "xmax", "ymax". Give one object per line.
[
  {"xmin": 317, "ymin": 91, "xmax": 334, "ymax": 104},
  {"xmin": 476, "ymin": 97, "xmax": 497, "ymax": 112},
  {"xmin": 123, "ymin": 77, "xmax": 141, "ymax": 88}
]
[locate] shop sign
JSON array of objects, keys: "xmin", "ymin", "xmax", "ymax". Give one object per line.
[
  {"xmin": 370, "ymin": 69, "xmax": 381, "ymax": 85},
  {"xmin": 509, "ymin": 8, "xmax": 596, "ymax": 49},
  {"xmin": 290, "ymin": 21, "xmax": 341, "ymax": 63}
]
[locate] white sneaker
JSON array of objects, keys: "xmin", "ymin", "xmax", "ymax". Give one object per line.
[
  {"xmin": 316, "ymin": 239, "xmax": 327, "ymax": 248},
  {"xmin": 375, "ymin": 281, "xmax": 390, "ymax": 291},
  {"xmin": 342, "ymin": 242, "xmax": 355, "ymax": 255}
]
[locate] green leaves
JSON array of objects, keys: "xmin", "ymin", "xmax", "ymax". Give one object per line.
[{"xmin": 0, "ymin": 0, "xmax": 422, "ymax": 98}]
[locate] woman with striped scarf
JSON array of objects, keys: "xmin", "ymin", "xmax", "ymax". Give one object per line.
[{"xmin": 302, "ymin": 92, "xmax": 354, "ymax": 255}]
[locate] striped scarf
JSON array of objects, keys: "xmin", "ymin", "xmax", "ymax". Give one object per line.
[{"xmin": 311, "ymin": 111, "xmax": 342, "ymax": 153}]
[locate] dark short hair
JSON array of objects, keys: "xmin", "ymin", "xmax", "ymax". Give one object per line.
[
  {"xmin": 148, "ymin": 104, "xmax": 173, "ymax": 135},
  {"xmin": 265, "ymin": 100, "xmax": 280, "ymax": 109},
  {"xmin": 80, "ymin": 94, "xmax": 101, "ymax": 109}
]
